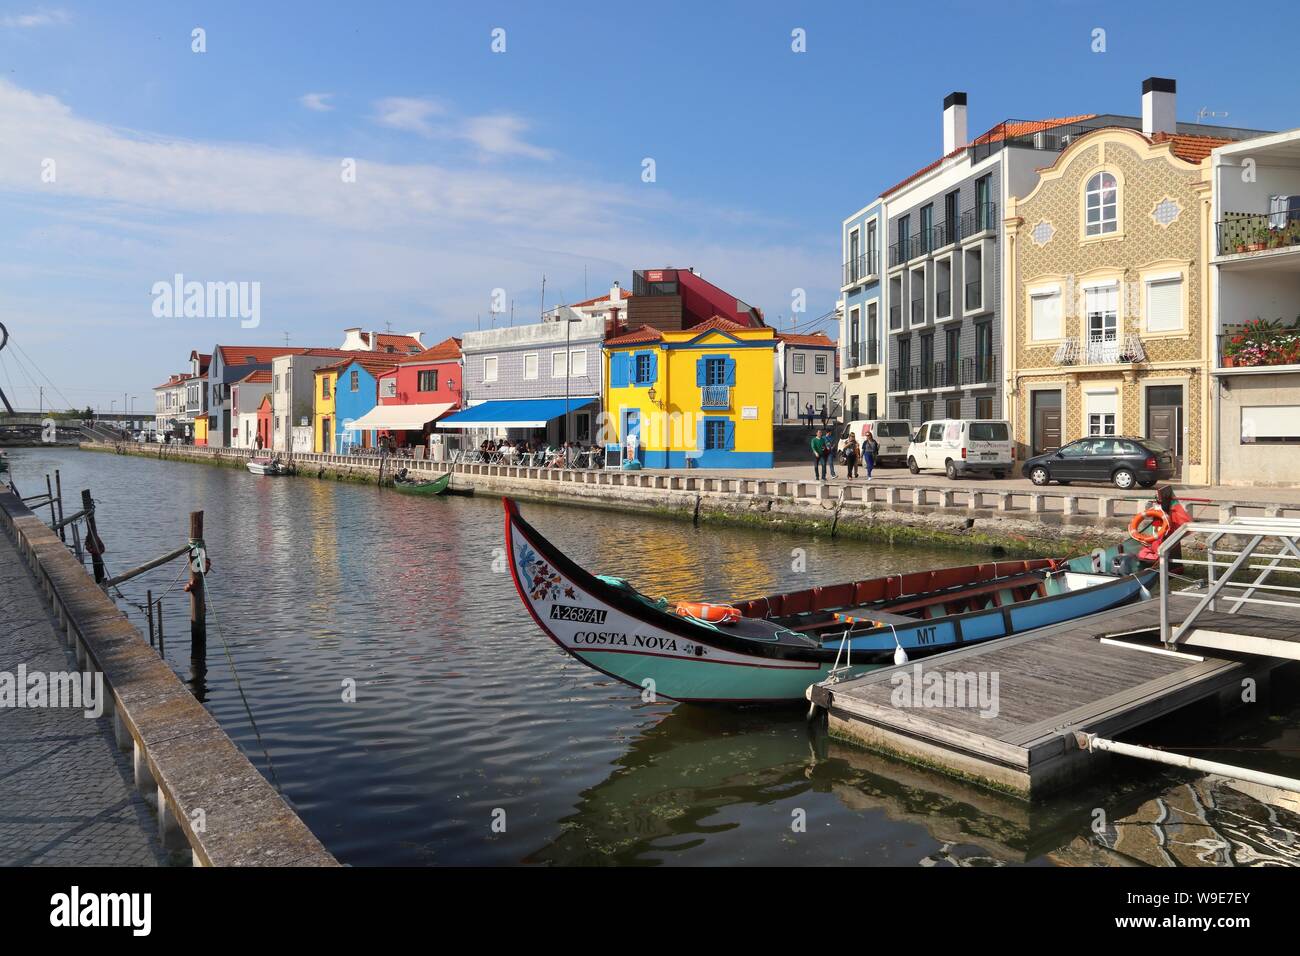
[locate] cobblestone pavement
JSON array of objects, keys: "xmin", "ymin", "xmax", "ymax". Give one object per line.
[{"xmin": 0, "ymin": 530, "xmax": 170, "ymax": 866}]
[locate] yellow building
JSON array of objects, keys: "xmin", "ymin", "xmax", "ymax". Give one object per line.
[
  {"xmin": 193, "ymin": 416, "xmax": 208, "ymax": 446},
  {"xmin": 1004, "ymin": 125, "xmax": 1227, "ymax": 484},
  {"xmin": 603, "ymin": 318, "xmax": 776, "ymax": 468},
  {"xmin": 313, "ymin": 366, "xmax": 338, "ymax": 453}
]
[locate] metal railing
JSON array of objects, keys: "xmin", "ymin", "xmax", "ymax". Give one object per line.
[
  {"xmin": 960, "ymin": 202, "xmax": 997, "ymax": 238},
  {"xmin": 1216, "ymin": 211, "xmax": 1300, "ymax": 257},
  {"xmin": 842, "ymin": 252, "xmax": 879, "ymax": 285},
  {"xmin": 961, "ymin": 355, "xmax": 995, "ymax": 385},
  {"xmin": 911, "ymin": 299, "xmax": 925, "ymax": 324},
  {"xmin": 1052, "ymin": 333, "xmax": 1146, "ymax": 366},
  {"xmin": 936, "ymin": 288, "xmax": 951, "ymax": 319},
  {"xmin": 889, "ymin": 304, "xmax": 902, "ymax": 330},
  {"xmin": 1158, "ymin": 517, "xmax": 1300, "ymax": 654},
  {"xmin": 700, "ymin": 384, "xmax": 731, "ymax": 409},
  {"xmin": 965, "ymin": 278, "xmax": 983, "ymax": 311}
]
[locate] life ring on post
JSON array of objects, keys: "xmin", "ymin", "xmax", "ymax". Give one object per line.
[
  {"xmin": 1128, "ymin": 508, "xmax": 1169, "ymax": 545},
  {"xmin": 675, "ymin": 602, "xmax": 741, "ymax": 625}
]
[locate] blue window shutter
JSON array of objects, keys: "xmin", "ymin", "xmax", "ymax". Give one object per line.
[
  {"xmin": 610, "ymin": 352, "xmax": 628, "ymax": 388},
  {"xmin": 724, "ymin": 419, "xmax": 735, "ymax": 450},
  {"xmin": 724, "ymin": 356, "xmax": 736, "ymax": 386},
  {"xmin": 647, "ymin": 352, "xmax": 658, "ymax": 385},
  {"xmin": 631, "ymin": 350, "xmax": 644, "ymax": 385},
  {"xmin": 696, "ymin": 357, "xmax": 706, "ymax": 386}
]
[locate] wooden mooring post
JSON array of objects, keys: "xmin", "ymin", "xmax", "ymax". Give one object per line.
[
  {"xmin": 80, "ymin": 488, "xmax": 106, "ymax": 584},
  {"xmin": 188, "ymin": 510, "xmax": 207, "ymax": 655},
  {"xmin": 53, "ymin": 469, "xmax": 67, "ymax": 543}
]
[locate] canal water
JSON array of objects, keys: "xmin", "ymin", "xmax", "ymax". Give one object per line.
[{"xmin": 9, "ymin": 447, "xmax": 1300, "ymax": 866}]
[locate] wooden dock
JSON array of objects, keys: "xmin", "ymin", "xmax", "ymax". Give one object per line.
[{"xmin": 809, "ymin": 601, "xmax": 1291, "ymax": 799}]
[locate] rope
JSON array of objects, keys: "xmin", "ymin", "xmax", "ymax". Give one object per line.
[{"xmin": 196, "ymin": 559, "xmax": 284, "ymax": 793}]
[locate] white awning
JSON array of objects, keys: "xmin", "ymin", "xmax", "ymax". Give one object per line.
[{"xmin": 343, "ymin": 403, "xmax": 455, "ymax": 431}]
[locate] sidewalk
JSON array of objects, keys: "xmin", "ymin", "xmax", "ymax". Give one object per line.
[
  {"xmin": 0, "ymin": 529, "xmax": 168, "ymax": 866},
  {"xmin": 651, "ymin": 462, "xmax": 1300, "ymax": 506}
]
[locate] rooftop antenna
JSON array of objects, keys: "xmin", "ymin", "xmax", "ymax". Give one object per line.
[
  {"xmin": 1196, "ymin": 107, "xmax": 1229, "ymax": 121},
  {"xmin": 540, "ymin": 274, "xmax": 546, "ymax": 320},
  {"xmin": 283, "ymin": 331, "xmax": 291, "ymax": 348}
]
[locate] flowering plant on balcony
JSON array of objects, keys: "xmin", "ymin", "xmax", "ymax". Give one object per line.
[{"xmin": 1223, "ymin": 317, "xmax": 1300, "ymax": 367}]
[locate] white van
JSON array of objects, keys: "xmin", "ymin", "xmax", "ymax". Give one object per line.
[
  {"xmin": 843, "ymin": 419, "xmax": 912, "ymax": 466},
  {"xmin": 906, "ymin": 419, "xmax": 1014, "ymax": 479}
]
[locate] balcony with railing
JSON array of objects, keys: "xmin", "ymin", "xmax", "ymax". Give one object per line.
[
  {"xmin": 1218, "ymin": 321, "xmax": 1300, "ymax": 370},
  {"xmin": 933, "ymin": 359, "xmax": 956, "ymax": 388},
  {"xmin": 700, "ymin": 384, "xmax": 731, "ymax": 409},
  {"xmin": 846, "ymin": 340, "xmax": 881, "ymax": 368},
  {"xmin": 1216, "ymin": 211, "xmax": 1300, "ymax": 259},
  {"xmin": 961, "ymin": 355, "xmax": 996, "ymax": 385},
  {"xmin": 959, "ymin": 202, "xmax": 998, "ymax": 240},
  {"xmin": 842, "ymin": 251, "xmax": 880, "ymax": 286},
  {"xmin": 1051, "ymin": 334, "xmax": 1147, "ymax": 367}
]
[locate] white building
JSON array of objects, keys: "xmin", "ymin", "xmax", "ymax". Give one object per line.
[{"xmin": 1209, "ymin": 128, "xmax": 1300, "ymax": 485}]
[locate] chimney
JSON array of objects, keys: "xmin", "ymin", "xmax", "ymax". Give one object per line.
[
  {"xmin": 1142, "ymin": 77, "xmax": 1176, "ymax": 137},
  {"xmin": 610, "ymin": 281, "xmax": 621, "ymax": 305},
  {"xmin": 943, "ymin": 92, "xmax": 968, "ymax": 154}
]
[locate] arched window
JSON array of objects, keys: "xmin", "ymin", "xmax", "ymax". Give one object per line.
[{"xmin": 1085, "ymin": 171, "xmax": 1118, "ymax": 236}]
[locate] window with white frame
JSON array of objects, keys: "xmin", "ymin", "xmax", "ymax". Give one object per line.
[
  {"xmin": 1085, "ymin": 171, "xmax": 1119, "ymax": 236},
  {"xmin": 483, "ymin": 356, "xmax": 498, "ymax": 382},
  {"xmin": 1086, "ymin": 389, "xmax": 1118, "ymax": 436},
  {"xmin": 1085, "ymin": 284, "xmax": 1119, "ymax": 342},
  {"xmin": 1030, "ymin": 287, "xmax": 1062, "ymax": 340},
  {"xmin": 793, "ymin": 353, "xmax": 806, "ymax": 374},
  {"xmin": 814, "ymin": 353, "xmax": 828, "ymax": 375},
  {"xmin": 552, "ymin": 351, "xmax": 567, "ymax": 378},
  {"xmin": 569, "ymin": 349, "xmax": 587, "ymax": 377},
  {"xmin": 1144, "ymin": 275, "xmax": 1183, "ymax": 333},
  {"xmin": 522, "ymin": 353, "xmax": 538, "ymax": 379}
]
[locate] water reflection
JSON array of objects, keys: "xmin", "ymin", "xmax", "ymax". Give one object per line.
[{"xmin": 8, "ymin": 446, "xmax": 1300, "ymax": 867}]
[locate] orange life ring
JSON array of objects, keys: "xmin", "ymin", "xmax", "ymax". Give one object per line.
[
  {"xmin": 1128, "ymin": 508, "xmax": 1169, "ymax": 545},
  {"xmin": 676, "ymin": 602, "xmax": 741, "ymax": 625}
]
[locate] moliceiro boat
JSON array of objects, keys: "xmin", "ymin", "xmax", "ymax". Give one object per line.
[{"xmin": 504, "ymin": 497, "xmax": 1159, "ymax": 704}]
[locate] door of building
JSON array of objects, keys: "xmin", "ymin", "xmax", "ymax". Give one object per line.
[
  {"xmin": 1031, "ymin": 390, "xmax": 1062, "ymax": 455},
  {"xmin": 1146, "ymin": 384, "xmax": 1183, "ymax": 479}
]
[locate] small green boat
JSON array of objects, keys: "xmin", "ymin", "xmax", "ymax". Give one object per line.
[{"xmin": 392, "ymin": 471, "xmax": 451, "ymax": 496}]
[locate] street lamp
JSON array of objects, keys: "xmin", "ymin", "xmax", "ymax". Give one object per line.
[{"xmin": 564, "ymin": 316, "xmax": 582, "ymax": 449}]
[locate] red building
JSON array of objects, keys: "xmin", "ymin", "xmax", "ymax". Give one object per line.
[
  {"xmin": 363, "ymin": 336, "xmax": 463, "ymax": 452},
  {"xmin": 256, "ymin": 394, "xmax": 273, "ymax": 450}
]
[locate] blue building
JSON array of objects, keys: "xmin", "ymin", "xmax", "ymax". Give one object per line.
[
  {"xmin": 328, "ymin": 356, "xmax": 400, "ymax": 452},
  {"xmin": 839, "ymin": 197, "xmax": 886, "ymax": 421}
]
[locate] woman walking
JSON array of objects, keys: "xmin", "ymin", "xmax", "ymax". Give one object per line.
[
  {"xmin": 843, "ymin": 432, "xmax": 860, "ymax": 479},
  {"xmin": 862, "ymin": 428, "xmax": 879, "ymax": 480}
]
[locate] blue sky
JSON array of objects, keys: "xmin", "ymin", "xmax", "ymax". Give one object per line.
[{"xmin": 0, "ymin": 0, "xmax": 1298, "ymax": 411}]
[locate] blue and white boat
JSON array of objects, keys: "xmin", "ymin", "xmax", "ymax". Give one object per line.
[{"xmin": 504, "ymin": 497, "xmax": 1157, "ymax": 704}]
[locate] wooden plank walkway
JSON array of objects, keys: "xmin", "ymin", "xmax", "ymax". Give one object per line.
[{"xmin": 809, "ymin": 601, "xmax": 1289, "ymax": 799}]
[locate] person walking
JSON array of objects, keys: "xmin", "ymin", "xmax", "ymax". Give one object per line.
[
  {"xmin": 805, "ymin": 402, "xmax": 815, "ymax": 432},
  {"xmin": 819, "ymin": 403, "xmax": 829, "ymax": 429},
  {"xmin": 811, "ymin": 428, "xmax": 825, "ymax": 480},
  {"xmin": 823, "ymin": 428, "xmax": 839, "ymax": 479},
  {"xmin": 843, "ymin": 432, "xmax": 860, "ymax": 479},
  {"xmin": 862, "ymin": 428, "xmax": 879, "ymax": 480}
]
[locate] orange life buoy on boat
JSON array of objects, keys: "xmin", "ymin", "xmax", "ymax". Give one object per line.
[
  {"xmin": 675, "ymin": 602, "xmax": 741, "ymax": 625},
  {"xmin": 1128, "ymin": 508, "xmax": 1169, "ymax": 545}
]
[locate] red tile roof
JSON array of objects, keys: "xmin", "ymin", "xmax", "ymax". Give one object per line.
[
  {"xmin": 153, "ymin": 373, "xmax": 188, "ymax": 390},
  {"xmin": 375, "ymin": 333, "xmax": 424, "ymax": 352},
  {"xmin": 216, "ymin": 345, "xmax": 308, "ymax": 365},
  {"xmin": 604, "ymin": 325, "xmax": 664, "ymax": 346},
  {"xmin": 236, "ymin": 369, "xmax": 273, "ymax": 384},
  {"xmin": 777, "ymin": 332, "xmax": 836, "ymax": 348},
  {"xmin": 880, "ymin": 115, "xmax": 1098, "ymax": 198},
  {"xmin": 401, "ymin": 336, "xmax": 462, "ymax": 364},
  {"xmin": 318, "ymin": 355, "xmax": 404, "ymax": 377},
  {"xmin": 688, "ymin": 316, "xmax": 750, "ymax": 334},
  {"xmin": 1150, "ymin": 131, "xmax": 1238, "ymax": 163}
]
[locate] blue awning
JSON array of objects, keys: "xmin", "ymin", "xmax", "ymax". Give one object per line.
[{"xmin": 438, "ymin": 397, "xmax": 597, "ymax": 429}]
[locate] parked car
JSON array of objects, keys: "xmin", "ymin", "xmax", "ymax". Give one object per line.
[
  {"xmin": 843, "ymin": 418, "xmax": 912, "ymax": 466},
  {"xmin": 907, "ymin": 419, "xmax": 1014, "ymax": 479},
  {"xmin": 1022, "ymin": 436, "xmax": 1175, "ymax": 490}
]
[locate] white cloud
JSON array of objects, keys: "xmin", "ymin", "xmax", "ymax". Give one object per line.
[
  {"xmin": 460, "ymin": 114, "xmax": 553, "ymax": 160},
  {"xmin": 299, "ymin": 92, "xmax": 333, "ymax": 113},
  {"xmin": 1, "ymin": 8, "xmax": 71, "ymax": 28},
  {"xmin": 373, "ymin": 96, "xmax": 444, "ymax": 136}
]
